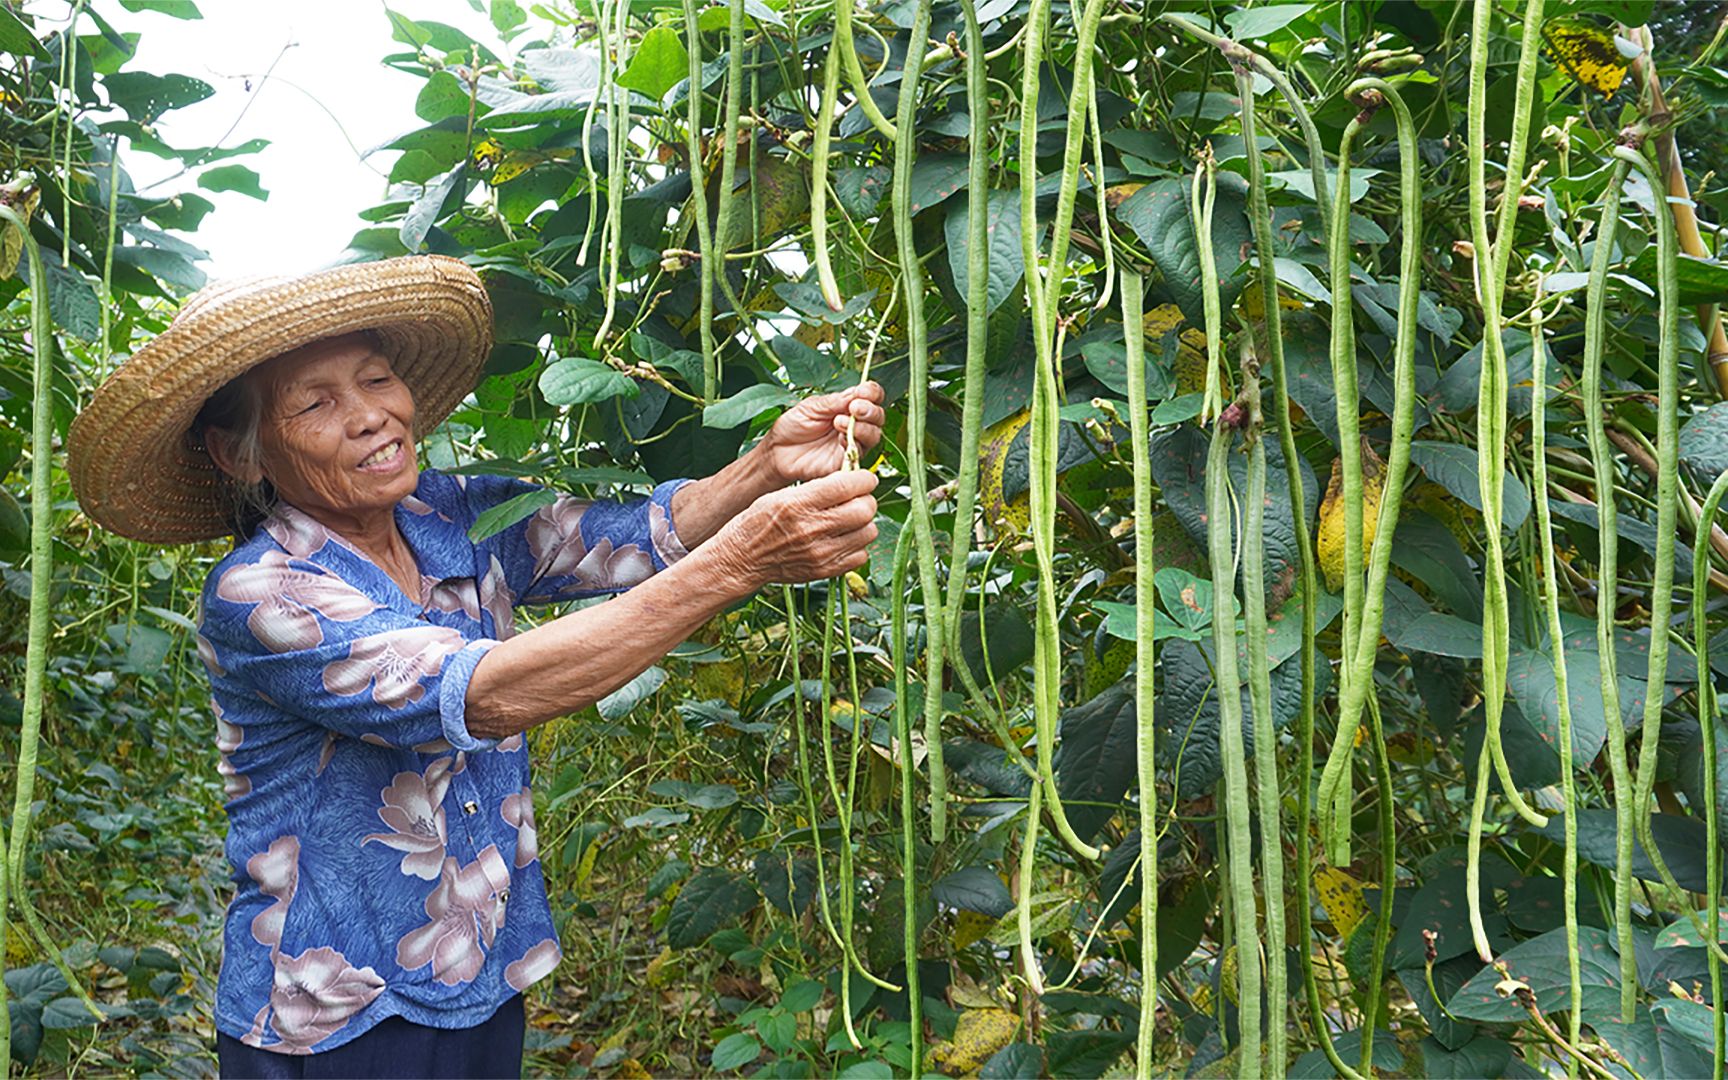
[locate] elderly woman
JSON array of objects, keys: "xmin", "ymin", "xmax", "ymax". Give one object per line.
[{"xmin": 66, "ymin": 256, "xmax": 884, "ymax": 1078}]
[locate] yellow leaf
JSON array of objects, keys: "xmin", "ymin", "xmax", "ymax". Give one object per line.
[
  {"xmin": 646, "ymin": 946, "xmax": 680, "ymax": 987},
  {"xmin": 1173, "ymin": 329, "xmax": 1214, "ymax": 398},
  {"xmin": 952, "ymin": 909, "xmax": 995, "ymax": 951},
  {"xmin": 1314, "ymin": 866, "xmax": 1369, "ymax": 939},
  {"xmin": 1316, "ymin": 439, "xmax": 1387, "ymax": 593},
  {"xmin": 1105, "ymin": 182, "xmax": 1145, "ymax": 210},
  {"xmin": 1544, "ymin": 22, "xmax": 1632, "ymax": 97},
  {"xmin": 470, "ymin": 137, "xmax": 504, "ymax": 170},
  {"xmin": 978, "ymin": 409, "xmax": 1032, "ymax": 537},
  {"xmin": 927, "ymin": 1008, "xmax": 1017, "ymax": 1075},
  {"xmin": 1220, "ymin": 945, "xmax": 1239, "ymax": 1004},
  {"xmin": 613, "ymin": 1059, "xmax": 653, "ymax": 1080},
  {"xmin": 0, "ymin": 183, "xmax": 40, "ymax": 283},
  {"xmin": 577, "ymin": 829, "xmax": 604, "ymax": 889},
  {"xmin": 1142, "ymin": 302, "xmax": 1185, "ymax": 342},
  {"xmin": 845, "ymin": 571, "xmax": 869, "ymax": 600}
]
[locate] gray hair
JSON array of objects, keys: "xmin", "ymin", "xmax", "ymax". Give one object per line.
[{"xmin": 194, "ymin": 371, "xmax": 277, "ymax": 540}]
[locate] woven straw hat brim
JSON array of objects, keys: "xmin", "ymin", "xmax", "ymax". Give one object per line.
[{"xmin": 67, "ymin": 255, "xmax": 493, "ymax": 545}]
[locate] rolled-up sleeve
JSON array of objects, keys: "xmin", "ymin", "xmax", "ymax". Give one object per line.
[{"xmin": 199, "ymin": 553, "xmax": 501, "ymax": 751}]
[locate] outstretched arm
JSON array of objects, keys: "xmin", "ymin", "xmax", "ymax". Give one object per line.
[
  {"xmin": 666, "ymin": 382, "xmax": 885, "ymax": 547},
  {"xmin": 464, "ymin": 468, "xmax": 879, "ymax": 739}
]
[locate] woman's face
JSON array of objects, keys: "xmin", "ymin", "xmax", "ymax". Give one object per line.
[{"xmin": 251, "ymin": 333, "xmax": 419, "ymax": 530}]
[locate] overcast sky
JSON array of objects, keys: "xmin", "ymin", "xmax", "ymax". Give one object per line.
[{"xmin": 26, "ymin": 0, "xmax": 515, "ymax": 279}]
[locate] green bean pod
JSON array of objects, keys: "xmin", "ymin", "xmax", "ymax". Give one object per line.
[
  {"xmin": 809, "ymin": 23, "xmax": 844, "ymax": 312},
  {"xmin": 1694, "ymin": 470, "xmax": 1728, "ymax": 1077},
  {"xmin": 1466, "ymin": 0, "xmax": 1552, "ymax": 846},
  {"xmin": 1122, "ymin": 265, "xmax": 1159, "ymax": 1072},
  {"xmin": 1529, "ymin": 283, "xmax": 1584, "ymax": 1071},
  {"xmin": 1205, "ymin": 410, "xmax": 1262, "ymax": 1079},
  {"xmin": 890, "ymin": 525, "xmax": 924, "ymax": 1077},
  {"xmin": 1579, "ymin": 154, "xmax": 1638, "ymax": 1018},
  {"xmin": 1312, "ymin": 82, "xmax": 1423, "ymax": 870},
  {"xmin": 679, "ymin": 0, "xmax": 720, "ymax": 400},
  {"xmin": 887, "ymin": 0, "xmax": 949, "ymax": 843},
  {"xmin": 1235, "ymin": 335, "xmax": 1286, "ymax": 1074}
]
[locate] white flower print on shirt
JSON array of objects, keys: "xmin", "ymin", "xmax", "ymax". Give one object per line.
[
  {"xmin": 321, "ymin": 625, "xmax": 466, "ymax": 709},
  {"xmin": 217, "ymin": 551, "xmax": 378, "ymax": 653},
  {"xmin": 245, "ymin": 946, "xmax": 386, "ymax": 1054},
  {"xmin": 396, "ymin": 846, "xmax": 510, "ymax": 986},
  {"xmin": 362, "ymin": 756, "xmax": 459, "ymax": 879},
  {"xmin": 500, "ymin": 787, "xmax": 538, "ymax": 868}
]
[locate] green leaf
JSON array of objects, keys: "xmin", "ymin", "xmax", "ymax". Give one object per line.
[
  {"xmin": 774, "ymin": 282, "xmax": 877, "ymax": 324},
  {"xmin": 1223, "ymin": 2, "xmax": 1312, "ymax": 38},
  {"xmin": 1540, "ymin": 809, "xmax": 1722, "ymax": 892},
  {"xmin": 1390, "ymin": 511, "xmax": 1482, "ymax": 619},
  {"xmin": 0, "ymin": 6, "xmax": 50, "ymax": 60},
  {"xmin": 757, "ymin": 1009, "xmax": 797, "ymax": 1055},
  {"xmin": 490, "ymin": 0, "xmax": 528, "ymax": 35},
  {"xmin": 198, "ymin": 163, "xmax": 269, "ymax": 201},
  {"xmin": 907, "ymin": 153, "xmax": 969, "ymax": 214},
  {"xmin": 18, "ymin": 257, "xmax": 100, "ymax": 341},
  {"xmin": 956, "ymin": 603, "xmax": 1036, "ymax": 685},
  {"xmin": 468, "ymin": 487, "xmax": 556, "ymax": 543},
  {"xmin": 931, "ymin": 867, "xmax": 1014, "ymax": 919},
  {"xmin": 1628, "ymin": 250, "xmax": 1728, "ymax": 306},
  {"xmin": 1388, "ymin": 611, "xmax": 1482, "ymax": 658},
  {"xmin": 0, "ymin": 486, "xmax": 28, "ymax": 558},
  {"xmin": 399, "ymin": 162, "xmax": 465, "ymax": 250},
  {"xmin": 754, "ymin": 851, "xmax": 817, "ymax": 917},
  {"xmin": 1594, "ymin": 1008, "xmax": 1716, "ymax": 1080},
  {"xmin": 415, "ymin": 70, "xmax": 471, "ymax": 123},
  {"xmin": 702, "ymin": 384, "xmax": 796, "ymax": 429},
  {"xmin": 1159, "ymin": 636, "xmax": 1326, "ymax": 799},
  {"xmin": 118, "ymin": 0, "xmax": 202, "ymax": 16},
  {"xmin": 710, "ymin": 1032, "xmax": 763, "ymax": 1072},
  {"xmin": 1268, "ymin": 167, "xmax": 1381, "ymax": 205},
  {"xmin": 617, "ymin": 25, "xmax": 689, "ymax": 102},
  {"xmin": 540, "ymin": 357, "xmax": 640, "ymax": 406},
  {"xmin": 667, "ymin": 867, "xmax": 759, "ymax": 948},
  {"xmin": 1044, "ymin": 1030, "xmax": 1133, "ymax": 1079},
  {"xmin": 597, "ymin": 665, "xmax": 665, "ymax": 719},
  {"xmin": 1448, "ymin": 924, "xmax": 1625, "ymax": 1020},
  {"xmin": 769, "ymin": 335, "xmax": 839, "ymax": 388},
  {"xmin": 833, "ymin": 165, "xmax": 891, "ymax": 219},
  {"xmin": 39, "ymin": 998, "xmax": 100, "ymax": 1030},
  {"xmin": 1290, "ymin": 1029, "xmax": 1402, "ymax": 1078},
  {"xmin": 103, "ymin": 71, "xmax": 213, "ymax": 121},
  {"xmin": 1649, "ymin": 998, "xmax": 1724, "ymax": 1057},
  {"xmin": 981, "ymin": 1043, "xmax": 1044, "ymax": 1080},
  {"xmin": 622, "ymin": 806, "xmax": 688, "ymax": 829},
  {"xmin": 1408, "ymin": 440, "xmax": 1530, "ymax": 532},
  {"xmin": 1053, "ymin": 682, "xmax": 1137, "ymax": 842},
  {"xmin": 1418, "ymin": 1034, "xmax": 1513, "ymax": 1080},
  {"xmin": 1654, "ymin": 909, "xmax": 1728, "ymax": 950},
  {"xmin": 1115, "ymin": 173, "xmax": 1252, "ymax": 322},
  {"xmin": 779, "ymin": 978, "xmax": 824, "ymax": 1013},
  {"xmin": 1680, "ymin": 401, "xmax": 1728, "ymax": 483},
  {"xmin": 945, "ymin": 189, "xmax": 1036, "ymax": 315}
]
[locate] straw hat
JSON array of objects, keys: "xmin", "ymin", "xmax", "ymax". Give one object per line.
[{"xmin": 68, "ymin": 255, "xmax": 493, "ymax": 545}]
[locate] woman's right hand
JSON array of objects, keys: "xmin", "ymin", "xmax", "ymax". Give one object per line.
[{"xmin": 709, "ymin": 469, "xmax": 880, "ymax": 591}]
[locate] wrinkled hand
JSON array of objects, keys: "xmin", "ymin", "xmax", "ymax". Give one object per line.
[
  {"xmin": 758, "ymin": 382, "xmax": 887, "ymax": 484},
  {"xmin": 711, "ymin": 470, "xmax": 879, "ymax": 590}
]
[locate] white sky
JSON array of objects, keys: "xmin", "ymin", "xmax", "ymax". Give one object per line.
[{"xmin": 25, "ymin": 0, "xmax": 516, "ymax": 279}]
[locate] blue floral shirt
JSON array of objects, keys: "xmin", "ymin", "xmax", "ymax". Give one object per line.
[{"xmin": 196, "ymin": 468, "xmax": 691, "ymax": 1054}]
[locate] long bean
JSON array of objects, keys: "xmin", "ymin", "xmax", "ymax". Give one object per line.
[
  {"xmin": 1580, "ymin": 155, "xmax": 1640, "ymax": 1018},
  {"xmin": 887, "ymin": 0, "xmax": 948, "ymax": 844},
  {"xmin": 679, "ymin": 0, "xmax": 720, "ymax": 400},
  {"xmin": 809, "ymin": 22, "xmax": 844, "ymax": 312},
  {"xmin": 1122, "ymin": 265, "xmax": 1159, "ymax": 1072},
  {"xmin": 1611, "ymin": 144, "xmax": 1728, "ymax": 968},
  {"xmin": 1313, "ymin": 82, "xmax": 1423, "ymax": 868},
  {"xmin": 1206, "ymin": 407, "xmax": 1262, "ymax": 1079},
  {"xmin": 0, "ymin": 203, "xmax": 89, "ymax": 1071},
  {"xmin": 1530, "ymin": 283, "xmax": 1584, "ymax": 1072},
  {"xmin": 1209, "ymin": 31, "xmax": 1338, "ymax": 1076},
  {"xmin": 889, "ymin": 525, "xmax": 923, "ymax": 1077},
  {"xmin": 1467, "ymin": 0, "xmax": 1551, "ymax": 841},
  {"xmin": 593, "ymin": 0, "xmax": 633, "ymax": 349},
  {"xmin": 1021, "ymin": 0, "xmax": 1110, "ymax": 863},
  {"xmin": 1236, "ymin": 335, "xmax": 1286, "ymax": 1074},
  {"xmin": 1694, "ymin": 470, "xmax": 1728, "ymax": 1077}
]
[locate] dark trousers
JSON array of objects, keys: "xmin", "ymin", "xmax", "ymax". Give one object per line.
[{"xmin": 216, "ymin": 994, "xmax": 525, "ymax": 1079}]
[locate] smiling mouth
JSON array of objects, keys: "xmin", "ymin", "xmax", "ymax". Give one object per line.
[{"xmin": 359, "ymin": 440, "xmax": 403, "ymax": 469}]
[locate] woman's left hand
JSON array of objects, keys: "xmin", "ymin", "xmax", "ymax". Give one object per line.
[{"xmin": 758, "ymin": 382, "xmax": 887, "ymax": 484}]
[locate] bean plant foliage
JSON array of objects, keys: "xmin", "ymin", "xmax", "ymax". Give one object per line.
[{"xmin": 7, "ymin": 0, "xmax": 1728, "ymax": 1076}]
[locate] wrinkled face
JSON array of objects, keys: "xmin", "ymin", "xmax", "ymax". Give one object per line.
[{"xmin": 252, "ymin": 333, "xmax": 418, "ymax": 527}]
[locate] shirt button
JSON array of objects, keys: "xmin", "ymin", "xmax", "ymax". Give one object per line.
[
  {"xmin": 500, "ymin": 888, "xmax": 511, "ymax": 903},
  {"xmin": 463, "ymin": 800, "xmax": 479, "ymax": 815}
]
